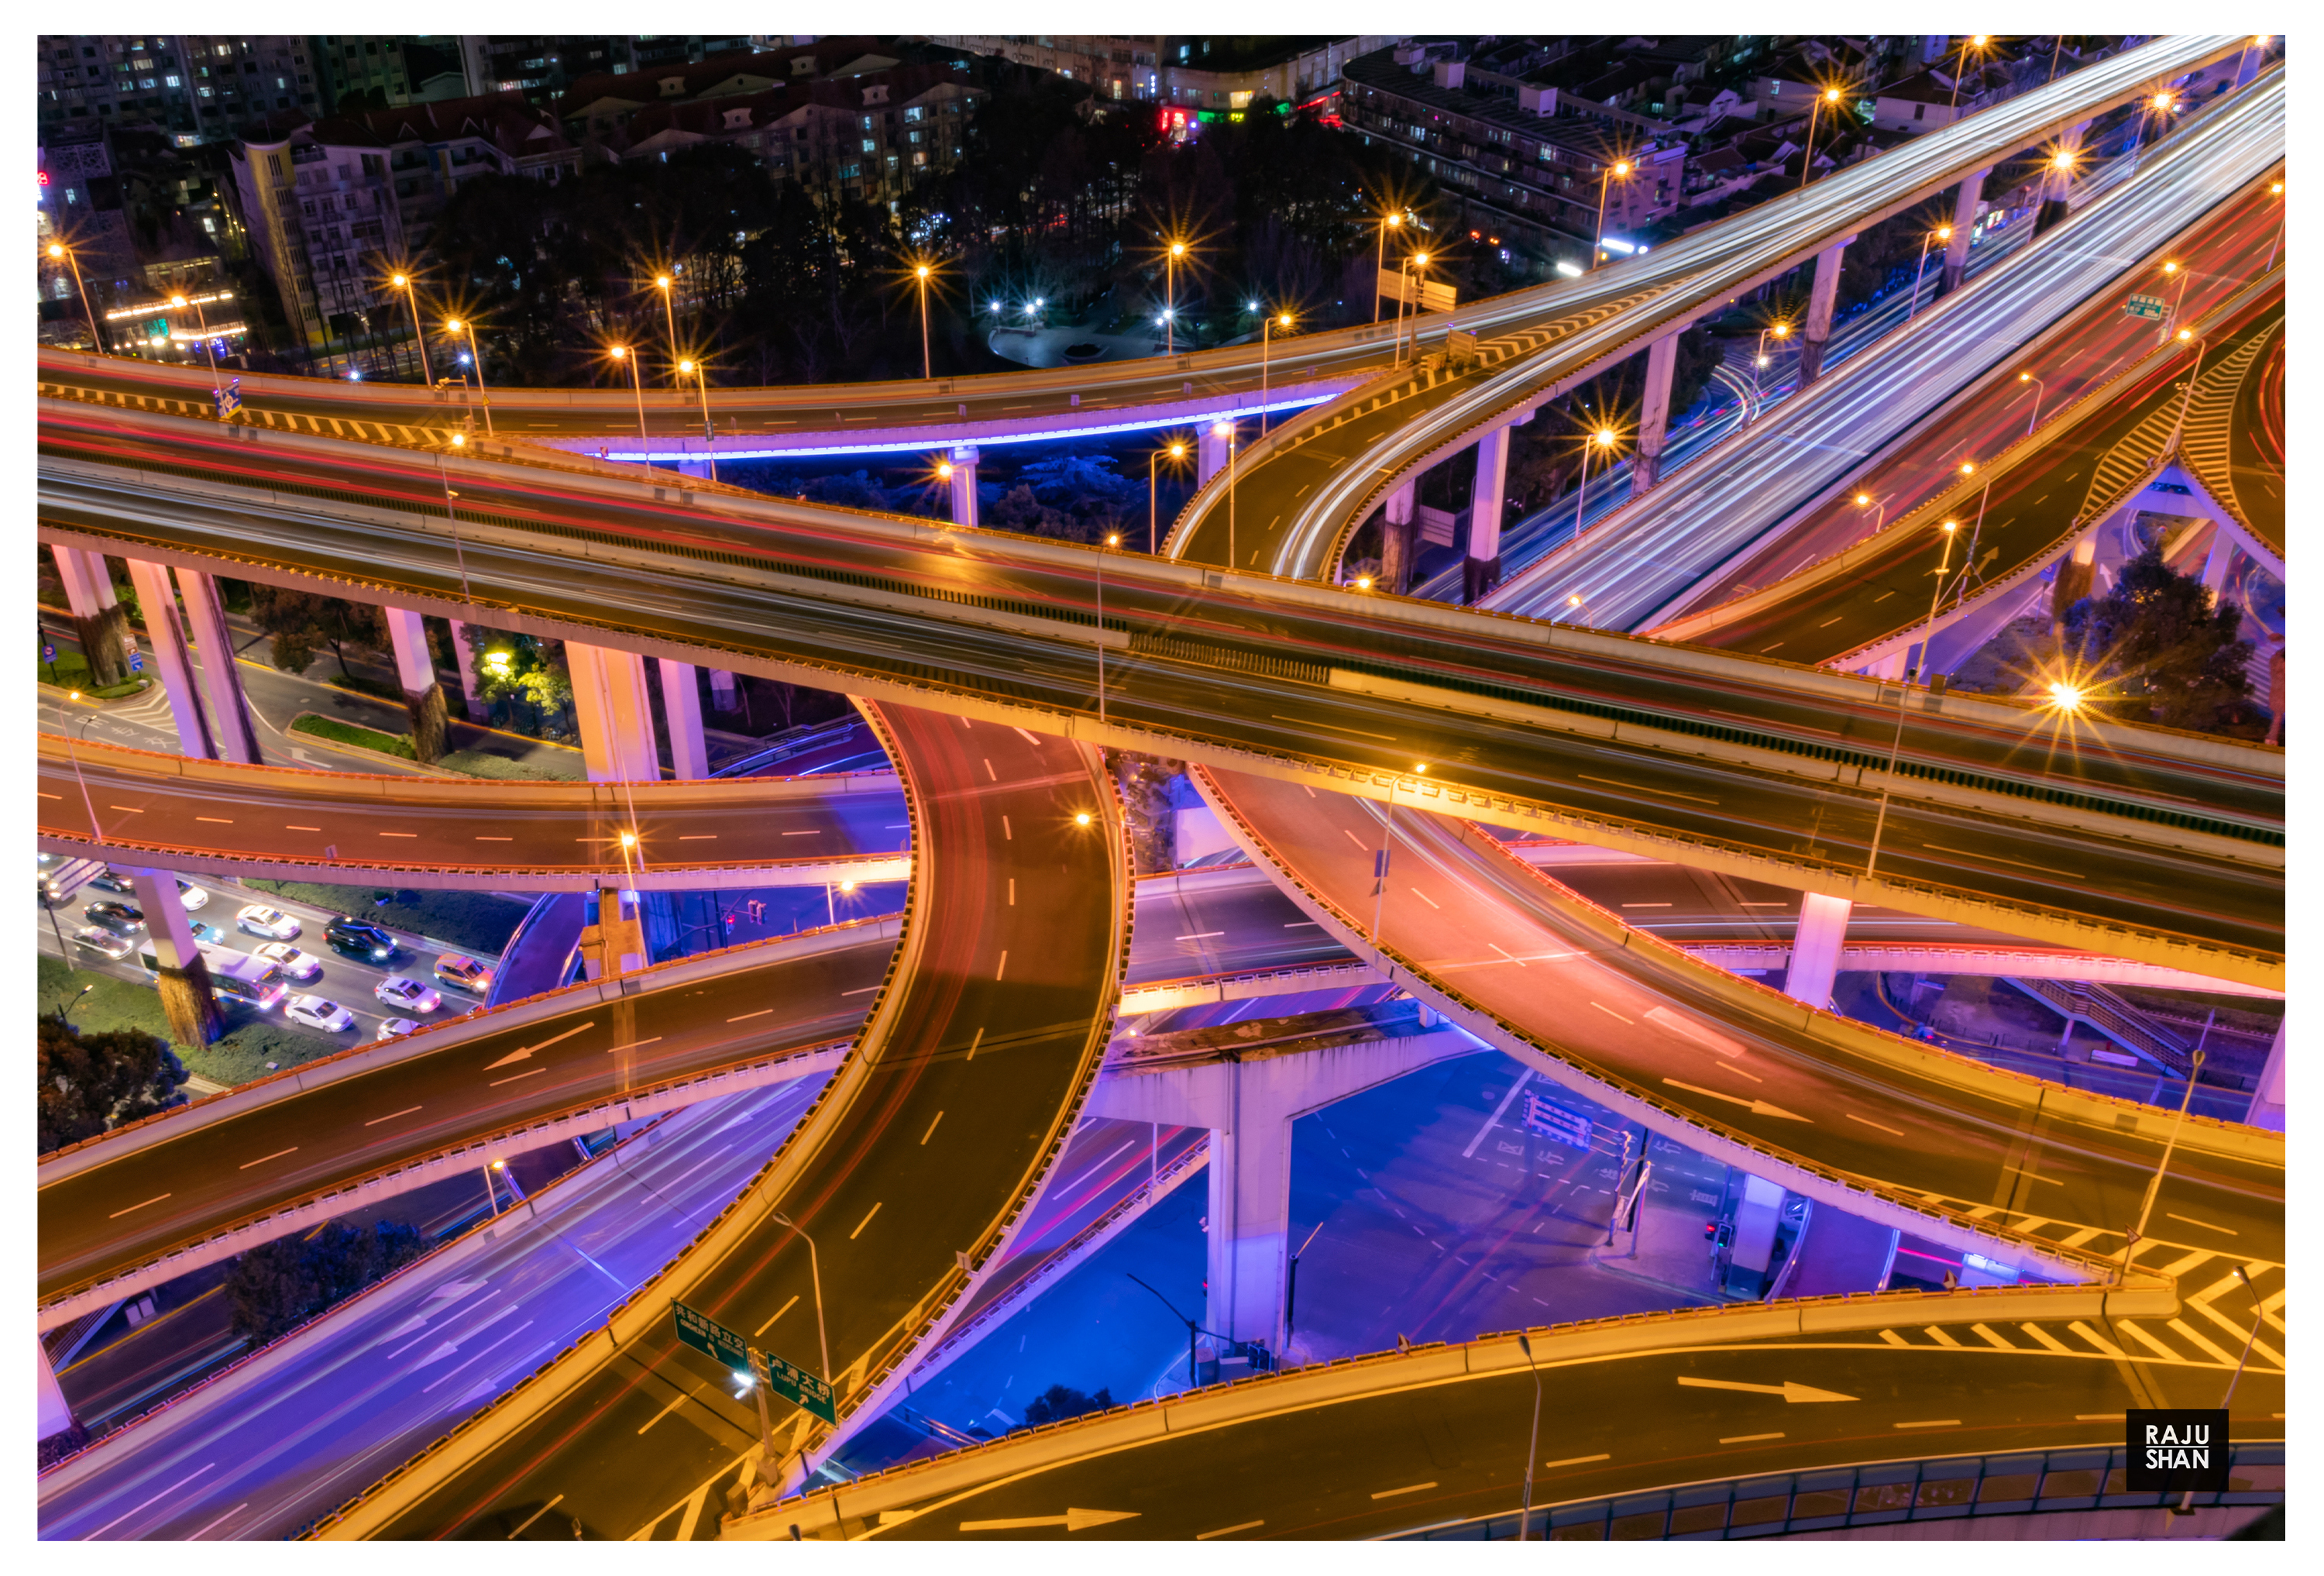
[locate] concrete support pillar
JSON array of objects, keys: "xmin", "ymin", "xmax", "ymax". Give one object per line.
[
  {"xmin": 2246, "ymin": 1018, "xmax": 2284, "ymax": 1130},
  {"xmin": 1378, "ymin": 481, "xmax": 1418, "ymax": 595},
  {"xmin": 1463, "ymin": 422, "xmax": 1514, "ymax": 604},
  {"xmin": 447, "ymin": 619, "xmax": 489, "ymax": 723},
  {"xmin": 2052, "ymin": 533, "xmax": 2098, "ymax": 628},
  {"xmin": 708, "ymin": 669, "xmax": 740, "ymax": 714},
  {"xmin": 171, "ymin": 568, "xmax": 260, "ymax": 765},
  {"xmin": 51, "ymin": 545, "xmax": 130, "ymax": 685},
  {"xmin": 381, "ymin": 606, "xmax": 449, "ymax": 766},
  {"xmin": 1631, "ymin": 332, "xmax": 1680, "ymax": 491},
  {"xmin": 1784, "ymin": 892, "xmax": 1852, "ymax": 1009},
  {"xmin": 1084, "ymin": 1028, "xmax": 1479, "ymax": 1360},
  {"xmin": 125, "ymin": 865, "xmax": 222, "ymax": 1045},
  {"xmin": 1859, "ymin": 649, "xmax": 1908, "ymax": 680},
  {"xmin": 947, "ymin": 446, "xmax": 980, "ymax": 527},
  {"xmin": 2233, "ymin": 43, "xmax": 2266, "ymax": 88},
  {"xmin": 1937, "ymin": 170, "xmax": 1985, "ymax": 294},
  {"xmin": 38, "ymin": 1338, "xmax": 75, "ymax": 1443},
  {"xmin": 1796, "ymin": 240, "xmax": 1848, "ymax": 387},
  {"xmin": 122, "ymin": 559, "xmax": 215, "ymax": 760},
  {"xmin": 1198, "ymin": 424, "xmax": 1232, "ymax": 486},
  {"xmin": 577, "ymin": 888, "xmax": 648, "ymax": 980},
  {"xmin": 2198, "ymin": 530, "xmax": 2236, "ymax": 603},
  {"xmin": 566, "ymin": 641, "xmax": 662, "ymax": 783},
  {"xmin": 655, "ymin": 658, "xmax": 710, "ymax": 779}
]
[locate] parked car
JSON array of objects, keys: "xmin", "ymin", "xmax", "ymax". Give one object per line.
[
  {"xmin": 285, "ymin": 996, "xmax": 357, "ymax": 1033},
  {"xmin": 433, "ymin": 954, "xmax": 493, "ymax": 995},
  {"xmin": 376, "ymin": 1017, "xmax": 421, "ymax": 1041},
  {"xmin": 236, "ymin": 904, "xmax": 303, "ymax": 941},
  {"xmin": 255, "ymin": 942, "xmax": 324, "ymax": 982},
  {"xmin": 374, "ymin": 976, "xmax": 442, "ymax": 1015},
  {"xmin": 325, "ymin": 917, "xmax": 397, "ymax": 962},
  {"xmin": 82, "ymin": 900, "xmax": 146, "ymax": 939},
  {"xmin": 69, "ymin": 926, "xmax": 135, "ymax": 962}
]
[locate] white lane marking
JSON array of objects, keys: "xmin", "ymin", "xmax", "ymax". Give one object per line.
[
  {"xmin": 1590, "ymin": 1001, "xmax": 1633, "ymax": 1024},
  {"xmin": 286, "ymin": 824, "xmax": 321, "ymax": 831},
  {"xmin": 1463, "ymin": 1072, "xmax": 1532, "ymax": 1159},
  {"xmin": 504, "ymin": 1495, "xmax": 565, "ymax": 1540},
  {"xmin": 2166, "ymin": 1211, "xmax": 2236, "ymax": 1235},
  {"xmin": 1370, "ymin": 1481, "xmax": 1437, "ymax": 1499},
  {"xmin": 1721, "ymin": 1433, "xmax": 1784, "ymax": 1444},
  {"xmin": 379, "ymin": 832, "xmax": 418, "ymax": 838},
  {"xmin": 1177, "ymin": 931, "xmax": 1226, "ymax": 940},
  {"xmin": 1411, "ymin": 888, "xmax": 1441, "ymax": 909},
  {"xmin": 108, "ymin": 1194, "xmax": 171, "ymax": 1219},
  {"xmin": 488, "ymin": 1068, "xmax": 548, "ymax": 1087},
  {"xmin": 1198, "ymin": 1520, "xmax": 1265, "ymax": 1540},
  {"xmin": 1893, "ymin": 1419, "xmax": 1961, "ymax": 1429},
  {"xmin": 966, "ymin": 1027, "xmax": 985, "ymax": 1060},
  {"xmin": 1489, "ymin": 943, "xmax": 1527, "ymax": 968},
  {"xmin": 238, "ymin": 1148, "xmax": 298, "ymax": 1170},
  {"xmin": 637, "ymin": 1388, "xmax": 695, "ymax": 1435},
  {"xmin": 486, "ymin": 1022, "xmax": 595, "ymax": 1069},
  {"xmin": 475, "ymin": 836, "xmax": 512, "ymax": 841},
  {"xmin": 1002, "ymin": 815, "xmax": 1012, "ymax": 840},
  {"xmin": 420, "ymin": 1320, "xmax": 535, "ymax": 1392},
  {"xmin": 755, "ymin": 1295, "xmax": 801, "ymax": 1337},
  {"xmin": 982, "ymin": 758, "xmax": 997, "ymax": 781},
  {"xmin": 921, "ymin": 1111, "xmax": 944, "ymax": 1145},
  {"xmin": 195, "ymin": 816, "xmax": 233, "ymax": 824},
  {"xmin": 1848, "ymin": 1113, "xmax": 1906, "ymax": 1137},
  {"xmin": 364, "ymin": 1106, "xmax": 424, "ymax": 1126},
  {"xmin": 1543, "ymin": 1454, "xmax": 1611, "ymax": 1469},
  {"xmin": 849, "ymin": 1202, "xmax": 882, "ymax": 1239},
  {"xmin": 605, "ymin": 1037, "xmax": 663, "ymax": 1055},
  {"xmin": 1920, "ymin": 844, "xmax": 2079, "ymax": 879},
  {"xmin": 727, "ymin": 1009, "xmax": 775, "ymax": 1022},
  {"xmin": 995, "ymin": 951, "xmax": 1009, "ymax": 980},
  {"xmin": 186, "ymin": 1502, "xmax": 252, "ymax": 1540},
  {"xmin": 81, "ymin": 1461, "xmax": 218, "ymax": 1539},
  {"xmin": 841, "ymin": 986, "xmax": 881, "ymax": 996}
]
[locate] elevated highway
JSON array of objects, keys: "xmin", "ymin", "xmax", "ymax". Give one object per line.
[{"xmin": 35, "ymin": 401, "xmax": 2283, "ymax": 983}]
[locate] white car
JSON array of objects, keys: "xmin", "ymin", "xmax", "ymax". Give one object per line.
[
  {"xmin": 285, "ymin": 995, "xmax": 356, "ymax": 1033},
  {"xmin": 255, "ymin": 942, "xmax": 323, "ymax": 982},
  {"xmin": 376, "ymin": 1017, "xmax": 421, "ymax": 1041},
  {"xmin": 375, "ymin": 976, "xmax": 443, "ymax": 1015},
  {"xmin": 176, "ymin": 879, "xmax": 208, "ymax": 910},
  {"xmin": 236, "ymin": 904, "xmax": 302, "ymax": 941}
]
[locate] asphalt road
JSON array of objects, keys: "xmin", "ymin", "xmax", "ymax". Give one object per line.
[
  {"xmin": 34, "ymin": 409, "xmax": 2285, "ymax": 976},
  {"xmin": 325, "ymin": 704, "xmax": 1129, "ymax": 1540},
  {"xmin": 1680, "ymin": 294, "xmax": 2283, "ymax": 668},
  {"xmin": 2221, "ymin": 315, "xmax": 2284, "ymax": 553},
  {"xmin": 1487, "ymin": 129, "xmax": 2284, "ymax": 631},
  {"xmin": 1202, "ymin": 769, "xmax": 2284, "ymax": 1268},
  {"xmin": 36, "ymin": 733, "xmax": 904, "ymax": 890}
]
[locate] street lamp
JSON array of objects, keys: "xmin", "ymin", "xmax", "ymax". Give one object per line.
[
  {"xmin": 1149, "ymin": 439, "xmax": 1186, "ymax": 554},
  {"xmin": 2157, "ymin": 258, "xmax": 2195, "ymax": 344},
  {"xmin": 1260, "ymin": 311, "xmax": 1292, "ymax": 435},
  {"xmin": 168, "ymin": 292, "xmax": 224, "ymax": 397},
  {"xmin": 1908, "ymin": 225, "xmax": 1951, "ymax": 323},
  {"xmin": 677, "ymin": 358, "xmax": 717, "ymax": 483},
  {"xmin": 2115, "ymin": 1048, "xmax": 2208, "ymax": 1285},
  {"xmin": 1095, "ymin": 532, "xmax": 1120, "ymax": 725},
  {"xmin": 46, "ymin": 242, "xmax": 104, "ymax": 355},
  {"xmin": 389, "ymin": 272, "xmax": 432, "ymax": 386},
  {"xmin": 1572, "ymin": 426, "xmax": 1618, "ymax": 540},
  {"xmin": 1165, "ymin": 240, "xmax": 1188, "ymax": 354},
  {"xmin": 766, "ymin": 1213, "xmax": 832, "ymax": 1384},
  {"xmin": 1514, "ymin": 1334, "xmax": 1544, "ymax": 1540},
  {"xmin": 653, "ymin": 272, "xmax": 680, "ymax": 391},
  {"xmin": 2126, "ymin": 90, "xmax": 2178, "ymax": 180},
  {"xmin": 1215, "ymin": 418, "xmax": 1240, "ymax": 569},
  {"xmin": 607, "ymin": 346, "xmax": 650, "ymax": 461},
  {"xmin": 2018, "ymin": 370, "xmax": 2047, "ymax": 435},
  {"xmin": 1370, "ymin": 762, "xmax": 1426, "ymax": 946},
  {"xmin": 1373, "ymin": 209, "xmax": 1405, "ymax": 323},
  {"xmin": 2264, "ymin": 179, "xmax": 2285, "ymax": 273},
  {"xmin": 1752, "ymin": 321, "xmax": 1792, "ymax": 415},
  {"xmin": 2178, "ymin": 1265, "xmax": 2267, "ymax": 1517},
  {"xmin": 60, "ymin": 696, "xmax": 104, "ymax": 842},
  {"xmin": 444, "ymin": 318, "xmax": 492, "ymax": 437},
  {"xmin": 1854, "ymin": 491, "xmax": 1893, "ymax": 539},
  {"xmin": 913, "ymin": 262, "xmax": 934, "ymax": 380},
  {"xmin": 1863, "ymin": 519, "xmax": 1958, "ymax": 881},
  {"xmin": 1592, "ymin": 160, "xmax": 1633, "ymax": 268},
  {"xmin": 437, "ymin": 456, "xmax": 474, "ymax": 605},
  {"xmin": 1395, "ymin": 251, "xmax": 1431, "ymax": 366},
  {"xmin": 1798, "ymin": 86, "xmax": 1844, "ymax": 192},
  {"xmin": 1948, "ymin": 35, "xmax": 1990, "ymax": 110}
]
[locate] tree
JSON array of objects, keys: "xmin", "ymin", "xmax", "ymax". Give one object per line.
[
  {"xmin": 2063, "ymin": 543, "xmax": 2254, "ymax": 733},
  {"xmin": 225, "ymin": 1220, "xmax": 431, "ymax": 1346},
  {"xmin": 1020, "ymin": 1383, "xmax": 1112, "ymax": 1426},
  {"xmin": 245, "ymin": 584, "xmax": 389, "ymax": 680},
  {"xmin": 39, "ymin": 1019, "xmax": 188, "ymax": 1153}
]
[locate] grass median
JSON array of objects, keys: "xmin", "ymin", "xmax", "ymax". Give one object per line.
[
  {"xmin": 38, "ymin": 953, "xmax": 342, "ymax": 1089},
  {"xmin": 289, "ymin": 713, "xmax": 416, "ymax": 760},
  {"xmin": 236, "ymin": 879, "xmax": 528, "ymax": 958}
]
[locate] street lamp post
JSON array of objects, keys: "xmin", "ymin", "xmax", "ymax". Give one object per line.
[
  {"xmin": 1165, "ymin": 241, "xmax": 1187, "ymax": 355},
  {"xmin": 1149, "ymin": 440, "xmax": 1184, "ymax": 555},
  {"xmin": 766, "ymin": 1213, "xmax": 832, "ymax": 1383},
  {"xmin": 1514, "ymin": 1334, "xmax": 1544, "ymax": 1540},
  {"xmin": 445, "ymin": 318, "xmax": 493, "ymax": 437},
  {"xmin": 169, "ymin": 292, "xmax": 224, "ymax": 397},
  {"xmin": 2166, "ymin": 331, "xmax": 2207, "ymax": 451},
  {"xmin": 2157, "ymin": 259, "xmax": 2195, "ymax": 345},
  {"xmin": 1752, "ymin": 321, "xmax": 1792, "ymax": 415},
  {"xmin": 1798, "ymin": 87, "xmax": 1842, "ymax": 192},
  {"xmin": 1853, "ymin": 491, "xmax": 1891, "ymax": 540},
  {"xmin": 1907, "ymin": 225, "xmax": 1951, "ymax": 322},
  {"xmin": 2176, "ymin": 1266, "xmax": 2266, "ymax": 1516},
  {"xmin": 2018, "ymin": 370, "xmax": 2047, "ymax": 435},
  {"xmin": 654, "ymin": 273, "xmax": 680, "ymax": 391},
  {"xmin": 1571, "ymin": 427, "xmax": 1617, "ymax": 540},
  {"xmin": 1215, "ymin": 419, "xmax": 1239, "ymax": 569},
  {"xmin": 1370, "ymin": 763, "xmax": 1425, "ymax": 947},
  {"xmin": 438, "ymin": 442, "xmax": 475, "ymax": 604},
  {"xmin": 1591, "ymin": 160, "xmax": 1633, "ymax": 268},
  {"xmin": 2126, "ymin": 91, "xmax": 2176, "ymax": 181},
  {"xmin": 609, "ymin": 346, "xmax": 650, "ymax": 461},
  {"xmin": 46, "ymin": 242, "xmax": 105, "ymax": 355},
  {"xmin": 678, "ymin": 358, "xmax": 717, "ymax": 483},
  {"xmin": 390, "ymin": 272, "xmax": 432, "ymax": 386},
  {"xmin": 1373, "ymin": 210, "xmax": 1404, "ymax": 323},
  {"xmin": 1948, "ymin": 35, "xmax": 1990, "ymax": 110},
  {"xmin": 2116, "ymin": 1048, "xmax": 2208, "ymax": 1285},
  {"xmin": 1396, "ymin": 252, "xmax": 1431, "ymax": 366},
  {"xmin": 1260, "ymin": 311, "xmax": 1291, "ymax": 435},
  {"xmin": 913, "ymin": 263, "xmax": 933, "ymax": 380},
  {"xmin": 1095, "ymin": 532, "xmax": 1119, "ymax": 725},
  {"xmin": 1863, "ymin": 519, "xmax": 1958, "ymax": 880},
  {"xmin": 60, "ymin": 697, "xmax": 105, "ymax": 842}
]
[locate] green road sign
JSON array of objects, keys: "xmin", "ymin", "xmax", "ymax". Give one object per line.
[
  {"xmin": 751, "ymin": 1347, "xmax": 837, "ymax": 1425},
  {"xmin": 2124, "ymin": 294, "xmax": 2168, "ymax": 320},
  {"xmin": 148, "ymin": 318, "xmax": 171, "ymax": 340},
  {"xmin": 671, "ymin": 1301, "xmax": 750, "ymax": 1373}
]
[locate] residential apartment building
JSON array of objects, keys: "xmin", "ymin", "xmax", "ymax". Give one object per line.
[
  {"xmin": 37, "ymin": 34, "xmax": 318, "ymax": 146},
  {"xmin": 928, "ymin": 34, "xmax": 1400, "ymax": 111}
]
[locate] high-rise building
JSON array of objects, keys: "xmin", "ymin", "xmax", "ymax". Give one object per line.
[{"xmin": 37, "ymin": 34, "xmax": 319, "ymax": 146}]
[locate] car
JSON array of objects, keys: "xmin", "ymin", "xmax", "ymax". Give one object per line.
[
  {"xmin": 285, "ymin": 995, "xmax": 357, "ymax": 1033},
  {"xmin": 374, "ymin": 976, "xmax": 442, "ymax": 1015},
  {"xmin": 69, "ymin": 926, "xmax": 134, "ymax": 962},
  {"xmin": 376, "ymin": 1018, "xmax": 421, "ymax": 1041},
  {"xmin": 325, "ymin": 917, "xmax": 397, "ymax": 962},
  {"xmin": 236, "ymin": 904, "xmax": 303, "ymax": 941},
  {"xmin": 255, "ymin": 942, "xmax": 323, "ymax": 982},
  {"xmin": 87, "ymin": 870, "xmax": 205, "ymax": 909},
  {"xmin": 433, "ymin": 954, "xmax": 493, "ymax": 995},
  {"xmin": 176, "ymin": 879, "xmax": 208, "ymax": 911},
  {"xmin": 82, "ymin": 900, "xmax": 146, "ymax": 938},
  {"xmin": 189, "ymin": 920, "xmax": 229, "ymax": 946}
]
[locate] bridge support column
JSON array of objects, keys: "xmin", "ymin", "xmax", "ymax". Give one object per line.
[
  {"xmin": 125, "ymin": 864, "xmax": 222, "ymax": 1045},
  {"xmin": 1937, "ymin": 170, "xmax": 1985, "ymax": 295},
  {"xmin": 947, "ymin": 446, "xmax": 980, "ymax": 527},
  {"xmin": 656, "ymin": 658, "xmax": 711, "ymax": 779},
  {"xmin": 2198, "ymin": 528, "xmax": 2236, "ymax": 604},
  {"xmin": 51, "ymin": 545, "xmax": 130, "ymax": 686},
  {"xmin": 2246, "ymin": 1019, "xmax": 2284, "ymax": 1130},
  {"xmin": 447, "ymin": 619, "xmax": 489, "ymax": 723},
  {"xmin": 1085, "ymin": 1027, "xmax": 1479, "ymax": 1361},
  {"xmin": 382, "ymin": 607, "xmax": 449, "ymax": 766},
  {"xmin": 1198, "ymin": 423, "xmax": 1232, "ymax": 486},
  {"xmin": 1796, "ymin": 241, "xmax": 1848, "ymax": 387},
  {"xmin": 2234, "ymin": 42, "xmax": 2267, "ymax": 88},
  {"xmin": 37, "ymin": 1338, "xmax": 74, "ymax": 1444},
  {"xmin": 1783, "ymin": 893, "xmax": 1851, "ymax": 1010},
  {"xmin": 172, "ymin": 568, "xmax": 261, "ymax": 766},
  {"xmin": 2052, "ymin": 533, "xmax": 2098, "ymax": 632},
  {"xmin": 708, "ymin": 669, "xmax": 740, "ymax": 714},
  {"xmin": 122, "ymin": 559, "xmax": 215, "ymax": 760},
  {"xmin": 1378, "ymin": 481, "xmax": 1418, "ymax": 595},
  {"xmin": 1631, "ymin": 332, "xmax": 1680, "ymax": 491},
  {"xmin": 1463, "ymin": 421, "xmax": 1518, "ymax": 604},
  {"xmin": 566, "ymin": 641, "xmax": 662, "ymax": 783}
]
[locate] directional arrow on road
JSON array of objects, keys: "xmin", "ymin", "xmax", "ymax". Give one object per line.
[
  {"xmin": 485, "ymin": 1021, "xmax": 596, "ymax": 1070},
  {"xmin": 957, "ymin": 1509, "xmax": 1142, "ymax": 1533},
  {"xmin": 1677, "ymin": 1375, "xmax": 1858, "ymax": 1403},
  {"xmin": 1662, "ymin": 1078, "xmax": 1810, "ymax": 1122}
]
